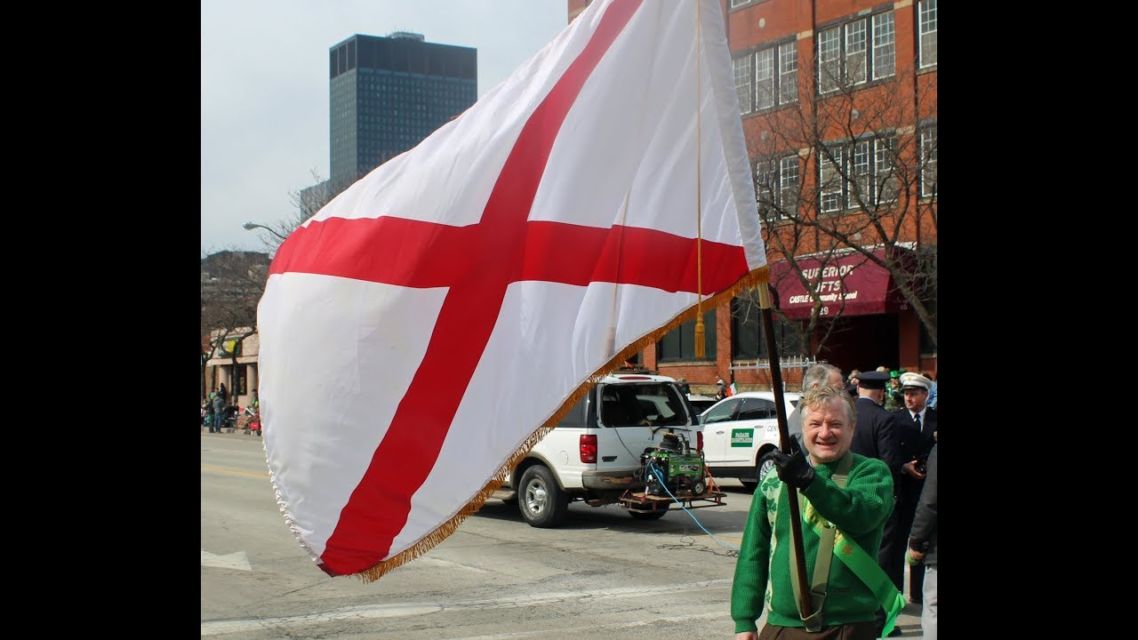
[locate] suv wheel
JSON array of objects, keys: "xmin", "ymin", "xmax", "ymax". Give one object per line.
[
  {"xmin": 740, "ymin": 453, "xmax": 776, "ymax": 493},
  {"xmin": 754, "ymin": 451, "xmax": 778, "ymax": 487},
  {"xmin": 627, "ymin": 502, "xmax": 669, "ymax": 520},
  {"xmin": 518, "ymin": 465, "xmax": 568, "ymax": 528}
]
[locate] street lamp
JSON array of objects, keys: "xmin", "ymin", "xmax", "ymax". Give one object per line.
[{"xmin": 243, "ymin": 221, "xmax": 287, "ymax": 241}]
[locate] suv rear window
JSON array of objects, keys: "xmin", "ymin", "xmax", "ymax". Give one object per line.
[
  {"xmin": 599, "ymin": 383, "xmax": 688, "ymax": 427},
  {"xmin": 555, "ymin": 397, "xmax": 588, "ymax": 428}
]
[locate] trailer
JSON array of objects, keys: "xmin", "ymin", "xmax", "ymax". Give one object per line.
[{"xmin": 618, "ymin": 434, "xmax": 728, "ymax": 513}]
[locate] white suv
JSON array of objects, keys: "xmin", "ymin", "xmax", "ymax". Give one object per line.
[
  {"xmin": 699, "ymin": 391, "xmax": 799, "ymax": 489},
  {"xmin": 502, "ymin": 374, "xmax": 697, "ymax": 527}
]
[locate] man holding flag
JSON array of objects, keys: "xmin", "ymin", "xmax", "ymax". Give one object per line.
[
  {"xmin": 731, "ymin": 385, "xmax": 900, "ymax": 639},
  {"xmin": 257, "ymin": 0, "xmax": 768, "ymax": 581}
]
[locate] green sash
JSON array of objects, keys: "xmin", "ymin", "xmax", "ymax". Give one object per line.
[{"xmin": 787, "ymin": 454, "xmax": 905, "ymax": 638}]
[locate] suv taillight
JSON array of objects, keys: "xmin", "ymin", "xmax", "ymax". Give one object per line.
[
  {"xmin": 697, "ymin": 430, "xmax": 703, "ymax": 452},
  {"xmin": 580, "ymin": 434, "xmax": 597, "ymax": 463}
]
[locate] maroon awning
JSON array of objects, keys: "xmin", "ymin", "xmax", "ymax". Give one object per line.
[{"xmin": 769, "ymin": 249, "xmax": 905, "ymax": 320}]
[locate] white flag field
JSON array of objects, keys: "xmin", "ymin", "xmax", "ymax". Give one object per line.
[{"xmin": 258, "ymin": 0, "xmax": 769, "ymax": 580}]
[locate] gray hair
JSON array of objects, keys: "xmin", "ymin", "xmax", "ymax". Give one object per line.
[
  {"xmin": 801, "ymin": 363, "xmax": 842, "ymax": 392},
  {"xmin": 800, "ymin": 385, "xmax": 856, "ymax": 427}
]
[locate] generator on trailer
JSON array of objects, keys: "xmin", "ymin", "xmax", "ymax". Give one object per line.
[{"xmin": 619, "ymin": 428, "xmax": 725, "ymax": 514}]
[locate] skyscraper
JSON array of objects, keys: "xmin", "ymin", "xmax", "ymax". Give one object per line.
[{"xmin": 328, "ymin": 32, "xmax": 477, "ymax": 192}]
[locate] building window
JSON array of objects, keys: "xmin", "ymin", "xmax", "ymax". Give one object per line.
[
  {"xmin": 818, "ymin": 11, "xmax": 895, "ymax": 94},
  {"xmin": 735, "ymin": 40, "xmax": 797, "ymax": 115},
  {"xmin": 657, "ymin": 310, "xmax": 716, "ymax": 361},
  {"xmin": 755, "ymin": 154, "xmax": 800, "ymax": 220},
  {"xmin": 874, "ymin": 135, "xmax": 899, "ymax": 203},
  {"xmin": 919, "ymin": 0, "xmax": 938, "ymax": 68},
  {"xmin": 819, "ymin": 145, "xmax": 844, "ymax": 213},
  {"xmin": 755, "ymin": 48, "xmax": 775, "ymax": 111},
  {"xmin": 732, "ymin": 297, "xmax": 763, "ymax": 359},
  {"xmin": 236, "ymin": 366, "xmax": 248, "ymax": 396},
  {"xmin": 778, "ymin": 42, "xmax": 797, "ymax": 104},
  {"xmin": 848, "ymin": 139, "xmax": 872, "ymax": 209},
  {"xmin": 779, "ymin": 155, "xmax": 800, "ymax": 212},
  {"xmin": 755, "ymin": 158, "xmax": 777, "ymax": 212},
  {"xmin": 734, "ymin": 55, "xmax": 754, "ymax": 114},
  {"xmin": 845, "ymin": 20, "xmax": 867, "ymax": 86},
  {"xmin": 731, "ymin": 298, "xmax": 805, "ymax": 359},
  {"xmin": 920, "ymin": 127, "xmax": 937, "ymax": 198},
  {"xmin": 819, "ymin": 135, "xmax": 897, "ymax": 212},
  {"xmin": 729, "ymin": 0, "xmax": 754, "ymax": 7},
  {"xmin": 817, "ymin": 28, "xmax": 841, "ymax": 94},
  {"xmin": 872, "ymin": 12, "xmax": 895, "ymax": 80}
]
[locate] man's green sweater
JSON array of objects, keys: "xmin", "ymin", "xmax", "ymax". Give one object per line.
[{"xmin": 731, "ymin": 453, "xmax": 893, "ymax": 633}]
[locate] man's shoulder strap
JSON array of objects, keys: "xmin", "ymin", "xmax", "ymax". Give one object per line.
[
  {"xmin": 789, "ymin": 454, "xmax": 852, "ymax": 631},
  {"xmin": 800, "ymin": 454, "xmax": 905, "ymax": 636}
]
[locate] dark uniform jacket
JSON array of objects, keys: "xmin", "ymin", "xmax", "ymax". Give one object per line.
[
  {"xmin": 892, "ymin": 407, "xmax": 937, "ymax": 511},
  {"xmin": 851, "ymin": 397, "xmax": 904, "ymax": 478},
  {"xmin": 853, "ymin": 396, "xmax": 908, "ymax": 594},
  {"xmin": 909, "ymin": 444, "xmax": 938, "ymax": 566},
  {"xmin": 894, "ymin": 407, "xmax": 937, "ymax": 464}
]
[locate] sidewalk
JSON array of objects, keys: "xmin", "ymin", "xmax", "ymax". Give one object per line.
[
  {"xmin": 201, "ymin": 423, "xmax": 259, "ymax": 436},
  {"xmin": 888, "ymin": 563, "xmax": 929, "ymax": 637},
  {"xmin": 889, "ymin": 600, "xmax": 926, "ymax": 637}
]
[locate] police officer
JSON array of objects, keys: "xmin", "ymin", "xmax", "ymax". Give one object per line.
[
  {"xmin": 850, "ymin": 369, "xmax": 906, "ymax": 637},
  {"xmin": 893, "ymin": 372, "xmax": 937, "ymax": 604}
]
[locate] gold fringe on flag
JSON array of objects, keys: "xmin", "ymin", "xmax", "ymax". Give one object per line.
[{"xmin": 352, "ymin": 264, "xmax": 770, "ymax": 583}]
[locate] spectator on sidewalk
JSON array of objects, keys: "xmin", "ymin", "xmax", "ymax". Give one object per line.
[
  {"xmin": 204, "ymin": 391, "xmax": 215, "ymax": 430},
  {"xmin": 212, "ymin": 387, "xmax": 226, "ymax": 432}
]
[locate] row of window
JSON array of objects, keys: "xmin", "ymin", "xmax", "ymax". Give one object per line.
[
  {"xmin": 754, "ymin": 127, "xmax": 937, "ymax": 219},
  {"xmin": 357, "ymin": 81, "xmax": 473, "ymax": 93},
  {"xmin": 659, "ymin": 294, "xmax": 934, "ymax": 362},
  {"xmin": 817, "ymin": 11, "xmax": 894, "ymax": 93},
  {"xmin": 734, "ymin": 41, "xmax": 797, "ymax": 114},
  {"xmin": 655, "ymin": 301, "xmax": 805, "ymax": 362},
  {"xmin": 731, "ymin": 2, "xmax": 936, "ymax": 116}
]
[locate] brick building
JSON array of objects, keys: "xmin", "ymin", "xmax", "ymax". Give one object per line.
[{"xmin": 569, "ymin": 0, "xmax": 937, "ymax": 393}]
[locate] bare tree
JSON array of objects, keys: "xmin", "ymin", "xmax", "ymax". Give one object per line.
[
  {"xmin": 742, "ymin": 44, "xmax": 937, "ymax": 347},
  {"xmin": 203, "ymin": 170, "xmax": 342, "ymax": 399},
  {"xmin": 247, "ymin": 169, "xmax": 337, "ymax": 255},
  {"xmin": 200, "ymin": 249, "xmax": 270, "ymax": 399}
]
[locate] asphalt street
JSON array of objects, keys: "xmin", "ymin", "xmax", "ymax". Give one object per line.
[{"xmin": 201, "ymin": 430, "xmax": 926, "ymax": 639}]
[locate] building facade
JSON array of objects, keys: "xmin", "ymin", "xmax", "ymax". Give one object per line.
[
  {"xmin": 200, "ymin": 250, "xmax": 270, "ymax": 406},
  {"xmin": 204, "ymin": 328, "xmax": 261, "ymax": 411},
  {"xmin": 328, "ymin": 32, "xmax": 478, "ymax": 192},
  {"xmin": 568, "ymin": 0, "xmax": 938, "ymax": 393}
]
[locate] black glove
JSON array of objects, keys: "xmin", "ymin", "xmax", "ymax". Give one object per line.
[{"xmin": 771, "ymin": 447, "xmax": 815, "ymax": 491}]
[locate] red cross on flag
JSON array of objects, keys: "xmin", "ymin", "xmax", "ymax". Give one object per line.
[{"xmin": 258, "ymin": 0, "xmax": 768, "ymax": 580}]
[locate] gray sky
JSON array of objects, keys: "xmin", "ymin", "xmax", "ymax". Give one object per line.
[{"xmin": 201, "ymin": 0, "xmax": 568, "ymax": 255}]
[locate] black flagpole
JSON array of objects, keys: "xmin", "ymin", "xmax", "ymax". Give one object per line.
[{"xmin": 757, "ymin": 283, "xmax": 812, "ymax": 620}]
